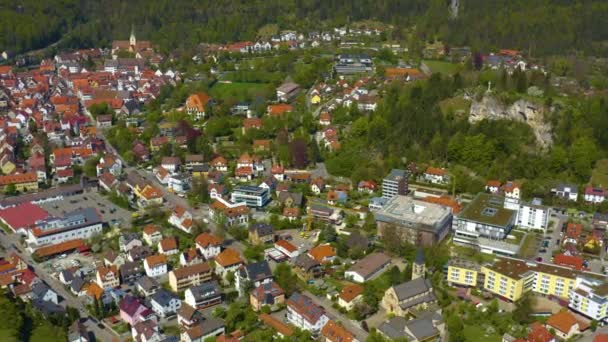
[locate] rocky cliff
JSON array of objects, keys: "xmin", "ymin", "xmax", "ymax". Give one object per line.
[{"xmin": 469, "ymin": 96, "xmax": 552, "ymax": 148}]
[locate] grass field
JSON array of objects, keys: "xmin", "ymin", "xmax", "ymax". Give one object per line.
[
  {"xmin": 591, "ymin": 159, "xmax": 608, "ymax": 186},
  {"xmin": 519, "ymin": 232, "xmax": 539, "ymax": 259},
  {"xmin": 439, "ymin": 97, "xmax": 471, "ymax": 115},
  {"xmin": 0, "ymin": 329, "xmax": 18, "ymax": 342},
  {"xmin": 463, "ymin": 325, "xmax": 502, "ymax": 342},
  {"xmin": 422, "ymin": 60, "xmax": 464, "ymax": 75},
  {"xmin": 209, "ymin": 82, "xmax": 273, "ymax": 102}
]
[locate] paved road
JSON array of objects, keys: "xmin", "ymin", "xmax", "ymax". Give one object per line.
[
  {"xmin": 536, "ymin": 214, "xmax": 565, "ymax": 262},
  {"xmin": 0, "ymin": 234, "xmax": 117, "ymax": 341},
  {"xmin": 302, "ymin": 290, "xmax": 369, "ymax": 341}
]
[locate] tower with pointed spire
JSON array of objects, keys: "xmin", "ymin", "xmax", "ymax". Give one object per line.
[
  {"xmin": 129, "ymin": 25, "xmax": 137, "ymax": 52},
  {"xmin": 412, "ymin": 247, "xmax": 426, "ymax": 279}
]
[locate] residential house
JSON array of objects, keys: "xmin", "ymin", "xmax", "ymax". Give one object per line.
[
  {"xmin": 271, "ymin": 165, "xmax": 285, "ymax": 182},
  {"xmin": 131, "ymin": 320, "xmax": 163, "ymax": 342},
  {"xmin": 485, "ymin": 180, "xmax": 501, "ymax": 194},
  {"xmin": 158, "ymin": 237, "xmax": 179, "ymax": 255},
  {"xmin": 127, "ymin": 245, "xmax": 153, "ymax": 262},
  {"xmin": 250, "ymin": 282, "xmax": 285, "ymax": 311},
  {"xmin": 119, "ymin": 261, "xmax": 145, "ymax": 285},
  {"xmin": 585, "ymin": 186, "xmax": 606, "ymax": 203},
  {"xmin": 546, "ymin": 311, "xmax": 580, "ymax": 340},
  {"xmin": 32, "ymin": 283, "xmax": 59, "ymax": 305},
  {"xmin": 210, "ymin": 156, "xmax": 228, "ymax": 172},
  {"xmin": 259, "ymin": 313, "xmax": 294, "ymax": 338},
  {"xmin": 275, "ymin": 240, "xmax": 299, "ymax": 259},
  {"xmin": 143, "ymin": 225, "xmax": 162, "ymax": 246},
  {"xmin": 308, "ymin": 244, "xmax": 336, "ymax": 264},
  {"xmin": 214, "ymin": 248, "xmax": 244, "ymax": 281},
  {"xmin": 311, "ymin": 177, "xmax": 326, "ymax": 195},
  {"xmin": 178, "ymin": 303, "xmax": 204, "ymax": 329},
  {"xmin": 96, "ymin": 154, "xmax": 122, "ymax": 177},
  {"xmin": 161, "ymin": 156, "xmax": 181, "ymax": 173},
  {"xmin": 195, "ymin": 233, "xmax": 223, "ymax": 260},
  {"xmin": 184, "ymin": 281, "xmax": 223, "ymax": 309},
  {"xmin": 293, "ymin": 254, "xmax": 322, "ymax": 280},
  {"xmin": 185, "ymin": 155, "xmax": 205, "ymax": 170},
  {"xmin": 424, "ymin": 167, "xmax": 448, "ymax": 184},
  {"xmin": 186, "ymin": 92, "xmax": 212, "ymax": 120},
  {"xmin": 168, "ymin": 205, "xmax": 194, "ymax": 234},
  {"xmin": 119, "ymin": 233, "xmax": 143, "ymax": 252},
  {"xmin": 283, "ymin": 207, "xmax": 301, "ymax": 222},
  {"xmin": 103, "ymin": 251, "xmax": 125, "ymax": 267},
  {"xmin": 168, "ymin": 262, "xmax": 212, "ymax": 292},
  {"xmin": 278, "ymin": 191, "xmax": 303, "ymax": 208},
  {"xmin": 119, "ymin": 295, "xmax": 156, "ymax": 326},
  {"xmin": 286, "ymin": 292, "xmax": 329, "ymax": 337},
  {"xmin": 144, "ymin": 254, "xmax": 168, "ymax": 278},
  {"xmin": 150, "ymin": 289, "xmax": 181, "ymax": 317},
  {"xmin": 136, "ymin": 276, "xmax": 160, "ymax": 297},
  {"xmin": 96, "ymin": 265, "xmax": 120, "ymax": 289},
  {"xmin": 551, "ymin": 183, "xmax": 578, "ymax": 202},
  {"xmin": 181, "ymin": 318, "xmax": 226, "ymax": 342},
  {"xmin": 235, "ymin": 261, "xmax": 273, "ymax": 295},
  {"xmin": 321, "ymin": 320, "xmax": 358, "ymax": 342},
  {"xmin": 357, "ymin": 180, "xmax": 377, "ymax": 194},
  {"xmin": 378, "ymin": 315, "xmax": 442, "ymax": 342},
  {"xmin": 249, "ymin": 223, "xmax": 275, "ymax": 245},
  {"xmin": 338, "ymin": 284, "xmax": 364, "ymax": 311},
  {"xmin": 502, "ymin": 181, "xmax": 521, "ymax": 200},
  {"xmin": 180, "ymin": 248, "xmax": 204, "ymax": 266}
]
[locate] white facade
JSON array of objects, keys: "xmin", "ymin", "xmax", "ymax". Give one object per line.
[
  {"xmin": 569, "ymin": 277, "xmax": 608, "ymax": 321},
  {"xmin": 286, "ymin": 304, "xmax": 329, "ymax": 336},
  {"xmin": 196, "ymin": 244, "xmax": 221, "ymax": 260},
  {"xmin": 516, "ymin": 203, "xmax": 549, "ymax": 231},
  {"xmin": 151, "ymin": 297, "xmax": 181, "ymax": 317},
  {"xmin": 144, "ymin": 262, "xmax": 168, "ymax": 278},
  {"xmin": 344, "ymin": 271, "xmax": 366, "ymax": 284},
  {"xmin": 26, "ymin": 220, "xmax": 103, "ymax": 247}
]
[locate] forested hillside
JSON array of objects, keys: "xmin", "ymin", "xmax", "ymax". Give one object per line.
[{"xmin": 1, "ymin": 0, "xmax": 608, "ymax": 56}]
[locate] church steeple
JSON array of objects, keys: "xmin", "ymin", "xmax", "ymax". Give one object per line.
[
  {"xmin": 412, "ymin": 247, "xmax": 426, "ymax": 280},
  {"xmin": 129, "ymin": 24, "xmax": 137, "ymax": 48}
]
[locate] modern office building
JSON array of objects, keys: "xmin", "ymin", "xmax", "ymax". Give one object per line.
[
  {"xmin": 375, "ymin": 195, "xmax": 452, "ymax": 246},
  {"xmin": 382, "ymin": 169, "xmax": 409, "ymax": 199},
  {"xmin": 230, "ymin": 185, "xmax": 270, "ymax": 208}
]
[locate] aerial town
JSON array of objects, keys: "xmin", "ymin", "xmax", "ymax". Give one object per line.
[{"xmin": 1, "ymin": 5, "xmax": 608, "ymax": 342}]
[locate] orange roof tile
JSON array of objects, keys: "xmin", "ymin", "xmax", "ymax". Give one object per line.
[
  {"xmin": 159, "ymin": 237, "xmax": 178, "ymax": 252},
  {"xmin": 215, "ymin": 248, "xmax": 243, "ymax": 267},
  {"xmin": 195, "ymin": 233, "xmax": 223, "ymax": 248},
  {"xmin": 308, "ymin": 244, "xmax": 336, "ymax": 263},
  {"xmin": 259, "ymin": 313, "xmax": 294, "ymax": 336},
  {"xmin": 339, "ymin": 284, "xmax": 364, "ymax": 303},
  {"xmin": 145, "ymin": 254, "xmax": 167, "ymax": 268},
  {"xmin": 321, "ymin": 320, "xmax": 355, "ymax": 342},
  {"xmin": 546, "ymin": 311, "xmax": 578, "ymax": 334}
]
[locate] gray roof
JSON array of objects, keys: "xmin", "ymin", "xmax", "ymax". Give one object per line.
[
  {"xmin": 249, "ymin": 223, "xmax": 274, "ymax": 236},
  {"xmin": 151, "ymin": 289, "xmax": 179, "ymax": 306},
  {"xmin": 70, "ymin": 277, "xmax": 86, "ymax": 292},
  {"xmin": 188, "ymin": 281, "xmax": 221, "ymax": 300},
  {"xmin": 392, "ymin": 278, "xmax": 433, "ymax": 301},
  {"xmin": 294, "ymin": 254, "xmax": 320, "ymax": 271},
  {"xmin": 32, "ymin": 282, "xmax": 52, "ymax": 299},
  {"xmin": 414, "ymin": 248, "xmax": 425, "ymax": 264},
  {"xmin": 239, "ymin": 261, "xmax": 272, "ymax": 282},
  {"xmin": 199, "ymin": 317, "xmax": 225, "ymax": 335},
  {"xmin": 120, "ymin": 261, "xmax": 144, "ymax": 278},
  {"xmin": 378, "ymin": 316, "xmax": 439, "ymax": 341},
  {"xmin": 136, "ymin": 276, "xmax": 159, "ymax": 292},
  {"xmin": 33, "ymin": 299, "xmax": 65, "ymax": 316}
]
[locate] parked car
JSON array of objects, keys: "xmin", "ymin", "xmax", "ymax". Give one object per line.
[{"xmin": 536, "ymin": 257, "xmax": 543, "ymax": 262}]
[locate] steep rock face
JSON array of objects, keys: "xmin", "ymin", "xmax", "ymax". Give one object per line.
[{"xmin": 469, "ymin": 96, "xmax": 552, "ymax": 148}]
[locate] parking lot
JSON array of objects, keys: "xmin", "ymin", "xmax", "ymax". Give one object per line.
[{"xmin": 39, "ymin": 189, "xmax": 132, "ymax": 228}]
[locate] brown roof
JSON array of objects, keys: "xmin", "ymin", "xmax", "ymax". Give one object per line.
[
  {"xmin": 546, "ymin": 311, "xmax": 578, "ymax": 334},
  {"xmin": 171, "ymin": 262, "xmax": 211, "ymax": 279},
  {"xmin": 215, "ymin": 248, "xmax": 243, "ymax": 267},
  {"xmin": 0, "ymin": 172, "xmax": 37, "ymax": 185},
  {"xmin": 195, "ymin": 233, "xmax": 223, "ymax": 248},
  {"xmin": 484, "ymin": 258, "xmax": 582, "ymax": 282},
  {"xmin": 308, "ymin": 244, "xmax": 336, "ymax": 263},
  {"xmin": 34, "ymin": 239, "xmax": 85, "ymax": 258},
  {"xmin": 339, "ymin": 284, "xmax": 364, "ymax": 303},
  {"xmin": 145, "ymin": 254, "xmax": 167, "ymax": 268},
  {"xmin": 321, "ymin": 320, "xmax": 355, "ymax": 342},
  {"xmin": 86, "ymin": 282, "xmax": 103, "ymax": 299},
  {"xmin": 143, "ymin": 224, "xmax": 160, "ymax": 235},
  {"xmin": 159, "ymin": 237, "xmax": 178, "ymax": 252},
  {"xmin": 259, "ymin": 313, "xmax": 294, "ymax": 336}
]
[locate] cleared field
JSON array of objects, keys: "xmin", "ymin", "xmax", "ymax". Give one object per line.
[
  {"xmin": 209, "ymin": 82, "xmax": 273, "ymax": 102},
  {"xmin": 422, "ymin": 60, "xmax": 464, "ymax": 75}
]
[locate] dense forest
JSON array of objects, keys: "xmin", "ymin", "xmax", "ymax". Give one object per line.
[{"xmin": 1, "ymin": 0, "xmax": 608, "ymax": 56}]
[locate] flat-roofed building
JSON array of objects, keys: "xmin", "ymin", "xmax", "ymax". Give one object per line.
[
  {"xmin": 26, "ymin": 207, "xmax": 103, "ymax": 248},
  {"xmin": 231, "ymin": 185, "xmax": 270, "ymax": 208},
  {"xmin": 382, "ymin": 169, "xmax": 408, "ymax": 199},
  {"xmin": 375, "ymin": 196, "xmax": 452, "ymax": 246}
]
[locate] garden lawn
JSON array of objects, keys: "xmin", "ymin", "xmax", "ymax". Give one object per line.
[
  {"xmin": 0, "ymin": 328, "xmax": 18, "ymax": 342},
  {"xmin": 423, "ymin": 60, "xmax": 464, "ymax": 75},
  {"xmin": 463, "ymin": 325, "xmax": 502, "ymax": 342},
  {"xmin": 209, "ymin": 82, "xmax": 273, "ymax": 102}
]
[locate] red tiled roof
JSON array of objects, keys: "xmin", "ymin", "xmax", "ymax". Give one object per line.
[
  {"xmin": 145, "ymin": 254, "xmax": 167, "ymax": 268},
  {"xmin": 528, "ymin": 322, "xmax": 554, "ymax": 342},
  {"xmin": 566, "ymin": 223, "xmax": 583, "ymax": 239},
  {"xmin": 195, "ymin": 233, "xmax": 223, "ymax": 248},
  {"xmin": 308, "ymin": 244, "xmax": 336, "ymax": 263},
  {"xmin": 215, "ymin": 248, "xmax": 243, "ymax": 267},
  {"xmin": 321, "ymin": 320, "xmax": 355, "ymax": 342},
  {"xmin": 553, "ymin": 254, "xmax": 584, "ymax": 270},
  {"xmin": 0, "ymin": 172, "xmax": 37, "ymax": 186},
  {"xmin": 267, "ymin": 104, "xmax": 293, "ymax": 116},
  {"xmin": 0, "ymin": 203, "xmax": 48, "ymax": 231},
  {"xmin": 275, "ymin": 239, "xmax": 297, "ymax": 253},
  {"xmin": 34, "ymin": 239, "xmax": 85, "ymax": 258},
  {"xmin": 339, "ymin": 284, "xmax": 364, "ymax": 303},
  {"xmin": 546, "ymin": 311, "xmax": 578, "ymax": 334},
  {"xmin": 259, "ymin": 313, "xmax": 294, "ymax": 337}
]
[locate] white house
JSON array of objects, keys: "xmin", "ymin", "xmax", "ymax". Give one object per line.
[
  {"xmin": 195, "ymin": 233, "xmax": 222, "ymax": 260},
  {"xmin": 168, "ymin": 206, "xmax": 193, "ymax": 234},
  {"xmin": 584, "ymin": 186, "xmax": 606, "ymax": 204},
  {"xmin": 150, "ymin": 289, "xmax": 181, "ymax": 317},
  {"xmin": 286, "ymin": 292, "xmax": 329, "ymax": 337},
  {"xmin": 144, "ymin": 255, "xmax": 168, "ymax": 278}
]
